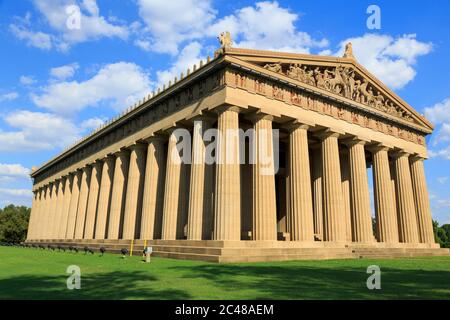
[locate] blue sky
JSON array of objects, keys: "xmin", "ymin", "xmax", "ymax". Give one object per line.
[{"xmin": 0, "ymin": 0, "xmax": 449, "ymax": 224}]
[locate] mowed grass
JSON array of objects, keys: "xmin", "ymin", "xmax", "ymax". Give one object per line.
[{"xmin": 0, "ymin": 246, "xmax": 449, "ymax": 300}]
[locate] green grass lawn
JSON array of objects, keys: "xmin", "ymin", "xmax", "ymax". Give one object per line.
[{"xmin": 0, "ymin": 246, "xmax": 449, "ymax": 299}]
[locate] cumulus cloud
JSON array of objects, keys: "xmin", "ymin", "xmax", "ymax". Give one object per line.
[
  {"xmin": 0, "ymin": 92, "xmax": 19, "ymax": 102},
  {"xmin": 0, "ymin": 164, "xmax": 30, "ymax": 178},
  {"xmin": 208, "ymin": 1, "xmax": 328, "ymax": 53},
  {"xmin": 0, "ymin": 111, "xmax": 82, "ymax": 152},
  {"xmin": 425, "ymin": 99, "xmax": 450, "ymax": 125},
  {"xmin": 136, "ymin": 0, "xmax": 327, "ymax": 55},
  {"xmin": 334, "ymin": 34, "xmax": 432, "ymax": 89},
  {"xmin": 32, "ymin": 62, "xmax": 152, "ymax": 114},
  {"xmin": 0, "ymin": 188, "xmax": 33, "ymax": 197},
  {"xmin": 11, "ymin": 0, "xmax": 129, "ymax": 51},
  {"xmin": 136, "ymin": 0, "xmax": 216, "ymax": 54},
  {"xmin": 20, "ymin": 75, "xmax": 36, "ymax": 85},
  {"xmin": 9, "ymin": 24, "xmax": 53, "ymax": 50},
  {"xmin": 156, "ymin": 42, "xmax": 203, "ymax": 86},
  {"xmin": 50, "ymin": 63, "xmax": 79, "ymax": 80}
]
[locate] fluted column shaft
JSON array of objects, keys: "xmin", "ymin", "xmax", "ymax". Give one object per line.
[
  {"xmin": 27, "ymin": 191, "xmax": 38, "ymax": 240},
  {"xmin": 311, "ymin": 147, "xmax": 323, "ymax": 239},
  {"xmin": 213, "ymin": 107, "xmax": 241, "ymax": 241},
  {"xmin": 58, "ymin": 175, "xmax": 73, "ymax": 239},
  {"xmin": 340, "ymin": 152, "xmax": 353, "ymax": 241},
  {"xmin": 288, "ymin": 124, "xmax": 314, "ymax": 241},
  {"xmin": 187, "ymin": 120, "xmax": 214, "ymax": 240},
  {"xmin": 47, "ymin": 182, "xmax": 58, "ymax": 239},
  {"xmin": 347, "ymin": 140, "xmax": 373, "ymax": 243},
  {"xmin": 54, "ymin": 178, "xmax": 65, "ymax": 239},
  {"xmin": 40, "ymin": 186, "xmax": 50, "ymax": 239},
  {"xmin": 140, "ymin": 137, "xmax": 166, "ymax": 240},
  {"xmin": 95, "ymin": 156, "xmax": 115, "ymax": 239},
  {"xmin": 84, "ymin": 162, "xmax": 102, "ymax": 239},
  {"xmin": 252, "ymin": 115, "xmax": 277, "ymax": 241},
  {"xmin": 66, "ymin": 171, "xmax": 81, "ymax": 239},
  {"xmin": 108, "ymin": 151, "xmax": 130, "ymax": 239},
  {"xmin": 320, "ymin": 131, "xmax": 346, "ymax": 242},
  {"xmin": 410, "ymin": 157, "xmax": 435, "ymax": 244},
  {"xmin": 123, "ymin": 144, "xmax": 147, "ymax": 239},
  {"xmin": 74, "ymin": 166, "xmax": 91, "ymax": 239},
  {"xmin": 372, "ymin": 146, "xmax": 399, "ymax": 243},
  {"xmin": 394, "ymin": 152, "xmax": 419, "ymax": 243},
  {"xmin": 162, "ymin": 131, "xmax": 184, "ymax": 240}
]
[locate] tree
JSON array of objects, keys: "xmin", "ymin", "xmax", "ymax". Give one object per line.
[{"xmin": 0, "ymin": 205, "xmax": 30, "ymax": 243}]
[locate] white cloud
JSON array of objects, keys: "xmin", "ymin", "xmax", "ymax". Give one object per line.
[
  {"xmin": 156, "ymin": 42, "xmax": 203, "ymax": 86},
  {"xmin": 0, "ymin": 188, "xmax": 33, "ymax": 197},
  {"xmin": 0, "ymin": 92, "xmax": 19, "ymax": 102},
  {"xmin": 0, "ymin": 164, "xmax": 30, "ymax": 178},
  {"xmin": 20, "ymin": 75, "xmax": 36, "ymax": 85},
  {"xmin": 11, "ymin": 1, "xmax": 129, "ymax": 51},
  {"xmin": 335, "ymin": 34, "xmax": 432, "ymax": 89},
  {"xmin": 425, "ymin": 99, "xmax": 450, "ymax": 125},
  {"xmin": 0, "ymin": 111, "xmax": 81, "ymax": 152},
  {"xmin": 50, "ymin": 63, "xmax": 79, "ymax": 80},
  {"xmin": 9, "ymin": 24, "xmax": 53, "ymax": 50},
  {"xmin": 32, "ymin": 62, "xmax": 152, "ymax": 114},
  {"xmin": 135, "ymin": 1, "xmax": 327, "ymax": 55},
  {"xmin": 80, "ymin": 117, "xmax": 105, "ymax": 131},
  {"xmin": 209, "ymin": 1, "xmax": 328, "ymax": 53},
  {"xmin": 136, "ymin": 0, "xmax": 216, "ymax": 54},
  {"xmin": 429, "ymin": 147, "xmax": 450, "ymax": 160}
]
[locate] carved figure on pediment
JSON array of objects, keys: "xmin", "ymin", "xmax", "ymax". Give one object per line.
[
  {"xmin": 356, "ymin": 80, "xmax": 373, "ymax": 105},
  {"xmin": 374, "ymin": 91, "xmax": 385, "ymax": 110},
  {"xmin": 325, "ymin": 66, "xmax": 345, "ymax": 95},
  {"xmin": 314, "ymin": 67, "xmax": 327, "ymax": 89},
  {"xmin": 303, "ymin": 67, "xmax": 315, "ymax": 86},
  {"xmin": 264, "ymin": 62, "xmax": 282, "ymax": 73},
  {"xmin": 287, "ymin": 63, "xmax": 303, "ymax": 80}
]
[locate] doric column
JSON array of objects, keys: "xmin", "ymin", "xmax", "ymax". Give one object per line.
[
  {"xmin": 187, "ymin": 119, "xmax": 214, "ymax": 240},
  {"xmin": 66, "ymin": 170, "xmax": 82, "ymax": 239},
  {"xmin": 74, "ymin": 166, "xmax": 91, "ymax": 239},
  {"xmin": 340, "ymin": 151, "xmax": 353, "ymax": 241},
  {"xmin": 319, "ymin": 130, "xmax": 346, "ymax": 242},
  {"xmin": 140, "ymin": 137, "xmax": 166, "ymax": 240},
  {"xmin": 84, "ymin": 161, "xmax": 103, "ymax": 239},
  {"xmin": 251, "ymin": 114, "xmax": 277, "ymax": 241},
  {"xmin": 58, "ymin": 175, "xmax": 73, "ymax": 239},
  {"xmin": 213, "ymin": 106, "xmax": 241, "ymax": 241},
  {"xmin": 95, "ymin": 156, "xmax": 115, "ymax": 239},
  {"xmin": 44, "ymin": 182, "xmax": 56, "ymax": 240},
  {"xmin": 311, "ymin": 146, "xmax": 323, "ymax": 240},
  {"xmin": 287, "ymin": 123, "xmax": 314, "ymax": 241},
  {"xmin": 27, "ymin": 191, "xmax": 39, "ymax": 240},
  {"xmin": 123, "ymin": 144, "xmax": 147, "ymax": 240},
  {"xmin": 371, "ymin": 145, "xmax": 399, "ymax": 243},
  {"xmin": 39, "ymin": 186, "xmax": 49, "ymax": 239},
  {"xmin": 107, "ymin": 150, "xmax": 130, "ymax": 239},
  {"xmin": 393, "ymin": 151, "xmax": 419, "ymax": 243},
  {"xmin": 346, "ymin": 139, "xmax": 373, "ymax": 243},
  {"xmin": 47, "ymin": 181, "xmax": 58, "ymax": 239},
  {"xmin": 410, "ymin": 156, "xmax": 435, "ymax": 244},
  {"xmin": 161, "ymin": 129, "xmax": 184, "ymax": 240},
  {"xmin": 53, "ymin": 178, "xmax": 65, "ymax": 239}
]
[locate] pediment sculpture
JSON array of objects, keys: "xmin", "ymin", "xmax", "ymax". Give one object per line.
[{"xmin": 263, "ymin": 61, "xmax": 415, "ymax": 124}]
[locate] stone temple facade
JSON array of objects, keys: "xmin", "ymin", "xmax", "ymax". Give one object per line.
[{"xmin": 26, "ymin": 37, "xmax": 449, "ymax": 262}]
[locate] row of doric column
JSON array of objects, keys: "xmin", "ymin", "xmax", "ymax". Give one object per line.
[{"xmin": 27, "ymin": 107, "xmax": 435, "ymax": 244}]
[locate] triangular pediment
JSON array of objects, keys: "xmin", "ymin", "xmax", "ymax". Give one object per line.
[{"xmin": 220, "ymin": 47, "xmax": 433, "ymax": 133}]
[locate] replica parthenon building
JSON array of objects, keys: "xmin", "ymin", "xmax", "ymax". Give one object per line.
[{"xmin": 26, "ymin": 35, "xmax": 449, "ymax": 262}]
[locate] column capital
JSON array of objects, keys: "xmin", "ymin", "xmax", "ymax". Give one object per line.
[
  {"xmin": 341, "ymin": 136, "xmax": 370, "ymax": 147},
  {"xmin": 391, "ymin": 149, "xmax": 411, "ymax": 159},
  {"xmin": 113, "ymin": 148, "xmax": 130, "ymax": 158},
  {"xmin": 284, "ymin": 120, "xmax": 312, "ymax": 132},
  {"xmin": 142, "ymin": 133, "xmax": 166, "ymax": 144},
  {"xmin": 410, "ymin": 154, "xmax": 426, "ymax": 162},
  {"xmin": 186, "ymin": 112, "xmax": 216, "ymax": 124},
  {"xmin": 213, "ymin": 104, "xmax": 242, "ymax": 115},
  {"xmin": 246, "ymin": 111, "xmax": 274, "ymax": 123},
  {"xmin": 127, "ymin": 142, "xmax": 147, "ymax": 152},
  {"xmin": 316, "ymin": 128, "xmax": 344, "ymax": 140},
  {"xmin": 367, "ymin": 142, "xmax": 393, "ymax": 153}
]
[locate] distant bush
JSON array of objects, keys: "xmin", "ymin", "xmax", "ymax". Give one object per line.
[
  {"xmin": 0, "ymin": 205, "xmax": 30, "ymax": 243},
  {"xmin": 433, "ymin": 220, "xmax": 450, "ymax": 248}
]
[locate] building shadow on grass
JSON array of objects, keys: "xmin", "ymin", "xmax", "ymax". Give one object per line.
[
  {"xmin": 0, "ymin": 270, "xmax": 191, "ymax": 300},
  {"xmin": 168, "ymin": 263, "xmax": 450, "ymax": 299}
]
